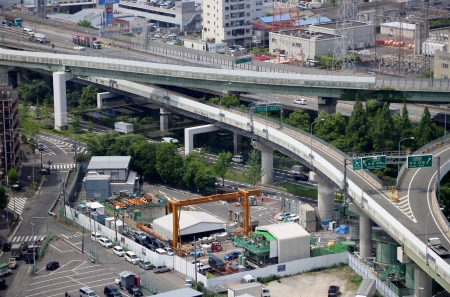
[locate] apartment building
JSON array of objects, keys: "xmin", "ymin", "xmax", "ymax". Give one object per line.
[
  {"xmin": 0, "ymin": 85, "xmax": 20, "ymax": 179},
  {"xmin": 202, "ymin": 0, "xmax": 264, "ymax": 46}
]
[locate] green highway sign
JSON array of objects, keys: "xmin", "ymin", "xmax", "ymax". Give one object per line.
[
  {"xmin": 362, "ymin": 156, "xmax": 386, "ymax": 170},
  {"xmin": 255, "ymin": 105, "xmax": 280, "ymax": 112},
  {"xmin": 352, "ymin": 155, "xmax": 386, "ymax": 170},
  {"xmin": 407, "ymin": 154, "xmax": 433, "ymax": 169},
  {"xmin": 352, "ymin": 158, "xmax": 362, "ymax": 171},
  {"xmin": 236, "ymin": 57, "xmax": 251, "ymax": 64}
]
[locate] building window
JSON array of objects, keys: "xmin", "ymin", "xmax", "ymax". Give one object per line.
[
  {"xmin": 192, "ymin": 44, "xmax": 194, "ymax": 48},
  {"xmin": 217, "ymin": 33, "xmax": 219, "ymax": 36},
  {"xmin": 246, "ymin": 12, "xmax": 250, "ymax": 16},
  {"xmin": 443, "ymin": 75, "xmax": 449, "ymax": 79},
  {"xmin": 225, "ymin": 6, "xmax": 229, "ymax": 10},
  {"xmin": 207, "ymin": 5, "xmax": 210, "ymax": 7},
  {"xmin": 246, "ymin": 29, "xmax": 250, "ymax": 33},
  {"xmin": 207, "ymin": 12, "xmax": 210, "ymax": 15},
  {"xmin": 207, "ymin": 21, "xmax": 210, "ymax": 24},
  {"xmin": 225, "ymin": 15, "xmax": 229, "ymax": 19},
  {"xmin": 443, "ymin": 63, "xmax": 449, "ymax": 69},
  {"xmin": 227, "ymin": 31, "xmax": 231, "ymax": 35}
]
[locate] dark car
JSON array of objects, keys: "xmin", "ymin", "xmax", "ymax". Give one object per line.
[
  {"xmin": 293, "ymin": 173, "xmax": 309, "ymax": 181},
  {"xmin": 12, "ymin": 181, "xmax": 22, "ymax": 190},
  {"xmin": 0, "ymin": 278, "xmax": 5, "ymax": 289},
  {"xmin": 328, "ymin": 285, "xmax": 340, "ymax": 297},
  {"xmin": 19, "ymin": 242, "xmax": 28, "ymax": 251},
  {"xmin": 145, "ymin": 243, "xmax": 156, "ymax": 252},
  {"xmin": 2, "ymin": 243, "xmax": 11, "ymax": 252},
  {"xmin": 223, "ymin": 251, "xmax": 241, "ymax": 261},
  {"xmin": 104, "ymin": 285, "xmax": 122, "ymax": 297},
  {"xmin": 24, "ymin": 254, "xmax": 36, "ymax": 264},
  {"xmin": 46, "ymin": 261, "xmax": 59, "ymax": 270},
  {"xmin": 127, "ymin": 286, "xmax": 143, "ymax": 296}
]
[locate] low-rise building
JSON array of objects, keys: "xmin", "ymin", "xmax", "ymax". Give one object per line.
[{"xmin": 434, "ymin": 50, "xmax": 450, "ymax": 78}]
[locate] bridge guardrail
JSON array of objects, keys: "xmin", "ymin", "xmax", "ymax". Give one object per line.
[{"xmin": 84, "ymin": 77, "xmax": 450, "ymax": 288}]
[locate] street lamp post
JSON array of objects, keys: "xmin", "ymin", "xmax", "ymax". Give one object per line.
[
  {"xmin": 32, "ymin": 223, "xmax": 36, "ymax": 272},
  {"xmin": 445, "ymin": 104, "xmax": 449, "ymax": 139},
  {"xmin": 398, "ymin": 137, "xmax": 414, "ymax": 173},
  {"xmin": 310, "ymin": 119, "xmax": 324, "ymax": 164},
  {"xmin": 219, "ymin": 82, "xmax": 231, "ymax": 119}
]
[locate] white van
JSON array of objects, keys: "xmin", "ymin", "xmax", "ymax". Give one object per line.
[
  {"xmin": 23, "ymin": 28, "xmax": 33, "ymax": 34},
  {"xmin": 98, "ymin": 238, "xmax": 113, "ymax": 248},
  {"xmin": 80, "ymin": 287, "xmax": 97, "ymax": 297},
  {"xmin": 161, "ymin": 137, "xmax": 179, "ymax": 145},
  {"xmin": 306, "ymin": 60, "xmax": 319, "ymax": 66},
  {"xmin": 125, "ymin": 251, "xmax": 139, "ymax": 264},
  {"xmin": 232, "ymin": 155, "xmax": 244, "ymax": 163},
  {"xmin": 90, "ymin": 232, "xmax": 101, "ymax": 242},
  {"xmin": 113, "ymin": 246, "xmax": 125, "ymax": 257},
  {"xmin": 155, "ymin": 248, "xmax": 168, "ymax": 255}
]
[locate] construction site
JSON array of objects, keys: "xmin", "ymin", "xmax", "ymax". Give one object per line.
[{"xmin": 254, "ymin": 0, "xmax": 450, "ymax": 77}]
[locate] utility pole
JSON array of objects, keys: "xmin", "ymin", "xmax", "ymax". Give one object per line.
[
  {"xmin": 114, "ymin": 206, "xmax": 118, "ymax": 245},
  {"xmin": 194, "ymin": 236, "xmax": 197, "ymax": 285}
]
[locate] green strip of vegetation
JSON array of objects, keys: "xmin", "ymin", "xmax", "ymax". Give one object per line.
[{"xmin": 278, "ymin": 182, "xmax": 318, "ymax": 199}]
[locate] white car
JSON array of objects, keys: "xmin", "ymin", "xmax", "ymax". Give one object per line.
[
  {"xmin": 276, "ymin": 212, "xmax": 291, "ymax": 221},
  {"xmin": 113, "ymin": 246, "xmax": 125, "ymax": 257},
  {"xmin": 164, "ymin": 247, "xmax": 174, "ymax": 256},
  {"xmin": 98, "ymin": 238, "xmax": 113, "ymax": 248},
  {"xmin": 293, "ymin": 99, "xmax": 307, "ymax": 105},
  {"xmin": 285, "ymin": 214, "xmax": 299, "ymax": 222},
  {"xmin": 2, "ymin": 23, "xmax": 10, "ymax": 29},
  {"xmin": 166, "ymin": 40, "xmax": 176, "ymax": 45},
  {"xmin": 154, "ymin": 33, "xmax": 162, "ymax": 38}
]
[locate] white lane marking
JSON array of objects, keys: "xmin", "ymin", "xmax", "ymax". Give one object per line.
[{"xmin": 61, "ymin": 234, "xmax": 69, "ymax": 239}]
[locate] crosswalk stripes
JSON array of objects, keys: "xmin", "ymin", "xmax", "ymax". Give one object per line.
[
  {"xmin": 49, "ymin": 163, "xmax": 76, "ymax": 170},
  {"xmin": 60, "ymin": 233, "xmax": 82, "ymax": 239},
  {"xmin": 7, "ymin": 197, "xmax": 26, "ymax": 216},
  {"xmin": 11, "ymin": 235, "xmax": 47, "ymax": 243}
]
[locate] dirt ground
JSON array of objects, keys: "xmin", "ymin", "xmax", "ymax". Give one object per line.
[{"xmin": 265, "ymin": 266, "xmax": 360, "ymax": 297}]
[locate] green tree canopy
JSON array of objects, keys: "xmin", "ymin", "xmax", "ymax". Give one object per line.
[
  {"xmin": 194, "ymin": 167, "xmax": 217, "ymax": 191},
  {"xmin": 70, "ymin": 111, "xmax": 82, "ymax": 133},
  {"xmin": 214, "ymin": 151, "xmax": 232, "ymax": 186},
  {"xmin": 284, "ymin": 110, "xmax": 310, "ymax": 131},
  {"xmin": 371, "ymin": 102, "xmax": 396, "ymax": 151},
  {"xmin": 17, "ymin": 80, "xmax": 52, "ymax": 104},
  {"xmin": 415, "ymin": 106, "xmax": 441, "ymax": 147},
  {"xmin": 78, "ymin": 19, "xmax": 93, "ymax": 28},
  {"xmin": 182, "ymin": 154, "xmax": 204, "ymax": 189},
  {"xmin": 128, "ymin": 142, "xmax": 157, "ymax": 178},
  {"xmin": 242, "ymin": 149, "xmax": 265, "ymax": 187},
  {"xmin": 346, "ymin": 97, "xmax": 370, "ymax": 153},
  {"xmin": 0, "ymin": 187, "xmax": 9, "ymax": 210},
  {"xmin": 208, "ymin": 94, "xmax": 240, "ymax": 108},
  {"xmin": 313, "ymin": 111, "xmax": 347, "ymax": 151},
  {"xmin": 156, "ymin": 143, "xmax": 183, "ymax": 184},
  {"xmin": 7, "ymin": 168, "xmax": 18, "ymax": 185},
  {"xmin": 78, "ymin": 84, "xmax": 99, "ymax": 108},
  {"xmin": 394, "ymin": 102, "xmax": 414, "ymax": 140}
]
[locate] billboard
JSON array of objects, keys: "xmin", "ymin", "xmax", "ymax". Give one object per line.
[
  {"xmin": 99, "ymin": 0, "xmax": 120, "ymax": 4},
  {"xmin": 106, "ymin": 4, "xmax": 113, "ymax": 26}
]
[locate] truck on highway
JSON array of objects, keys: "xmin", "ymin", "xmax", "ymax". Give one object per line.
[
  {"xmin": 72, "ymin": 34, "xmax": 102, "ymax": 49},
  {"xmin": 0, "ymin": 263, "xmax": 12, "ymax": 277},
  {"xmin": 4, "ymin": 16, "xmax": 22, "ymax": 27},
  {"xmin": 228, "ymin": 282, "xmax": 270, "ymax": 297},
  {"xmin": 29, "ymin": 33, "xmax": 50, "ymax": 44},
  {"xmin": 428, "ymin": 237, "xmax": 450, "ymax": 258},
  {"xmin": 115, "ymin": 122, "xmax": 134, "ymax": 134},
  {"xmin": 10, "ymin": 244, "xmax": 22, "ymax": 259}
]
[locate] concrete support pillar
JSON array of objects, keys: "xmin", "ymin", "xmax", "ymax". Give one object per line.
[
  {"xmin": 359, "ymin": 213, "xmax": 372, "ymax": 258},
  {"xmin": 0, "ymin": 66, "xmax": 13, "ymax": 86},
  {"xmin": 16, "ymin": 72, "xmax": 21, "ymax": 85},
  {"xmin": 317, "ymin": 97, "xmax": 337, "ymax": 115},
  {"xmin": 233, "ymin": 132, "xmax": 242, "ymax": 155},
  {"xmin": 184, "ymin": 124, "xmax": 220, "ymax": 155},
  {"xmin": 97, "ymin": 92, "xmax": 116, "ymax": 108},
  {"xmin": 348, "ymin": 203, "xmax": 373, "ymax": 258},
  {"xmin": 53, "ymin": 71, "xmax": 72, "ymax": 130},
  {"xmin": 414, "ymin": 265, "xmax": 432, "ymax": 297},
  {"xmin": 253, "ymin": 141, "xmax": 273, "ymax": 185},
  {"xmin": 160, "ymin": 108, "xmax": 173, "ymax": 131},
  {"xmin": 310, "ymin": 172, "xmax": 334, "ymax": 221}
]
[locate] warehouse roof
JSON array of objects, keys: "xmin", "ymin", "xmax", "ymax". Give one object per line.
[
  {"xmin": 88, "ymin": 156, "xmax": 131, "ymax": 170},
  {"xmin": 152, "ymin": 288, "xmax": 203, "ymax": 297},
  {"xmin": 256, "ymin": 223, "xmax": 309, "ymax": 240},
  {"xmin": 380, "ymin": 21, "xmax": 416, "ymax": 31},
  {"xmin": 153, "ymin": 211, "xmax": 224, "ymax": 236}
]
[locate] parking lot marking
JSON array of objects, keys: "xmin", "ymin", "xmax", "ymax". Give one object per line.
[
  {"xmin": 72, "ymin": 260, "xmax": 88, "ymax": 271},
  {"xmin": 61, "ymin": 234, "xmax": 69, "ymax": 238},
  {"xmin": 49, "ymin": 244, "xmax": 74, "ymax": 253},
  {"xmin": 30, "ymin": 268, "xmax": 111, "ymax": 283}
]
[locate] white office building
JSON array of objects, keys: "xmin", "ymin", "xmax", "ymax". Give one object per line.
[{"xmin": 202, "ymin": 0, "xmax": 264, "ymax": 46}]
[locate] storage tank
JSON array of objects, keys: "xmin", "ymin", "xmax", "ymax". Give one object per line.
[{"xmin": 241, "ymin": 256, "xmax": 247, "ymax": 266}]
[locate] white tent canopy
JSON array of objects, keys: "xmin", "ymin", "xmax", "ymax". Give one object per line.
[{"xmin": 153, "ymin": 211, "xmax": 225, "ymax": 240}]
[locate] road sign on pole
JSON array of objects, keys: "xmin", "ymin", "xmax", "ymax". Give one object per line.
[
  {"xmin": 352, "ymin": 158, "xmax": 362, "ymax": 170},
  {"xmin": 236, "ymin": 57, "xmax": 252, "ymax": 64},
  {"xmin": 407, "ymin": 154, "xmax": 433, "ymax": 169},
  {"xmin": 352, "ymin": 156, "xmax": 386, "ymax": 170},
  {"xmin": 255, "ymin": 105, "xmax": 280, "ymax": 112}
]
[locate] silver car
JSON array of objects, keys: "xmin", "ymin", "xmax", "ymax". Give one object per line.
[{"xmin": 139, "ymin": 259, "xmax": 153, "ymax": 270}]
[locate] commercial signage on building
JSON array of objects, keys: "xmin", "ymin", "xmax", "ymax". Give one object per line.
[
  {"xmin": 106, "ymin": 4, "xmax": 113, "ymax": 26},
  {"xmin": 99, "ymin": 0, "xmax": 120, "ymax": 4}
]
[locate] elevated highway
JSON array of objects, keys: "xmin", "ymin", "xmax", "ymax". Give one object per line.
[
  {"xmin": 2, "ymin": 50, "xmax": 450, "ymax": 102},
  {"xmin": 1, "ymin": 50, "xmax": 450, "ymax": 294}
]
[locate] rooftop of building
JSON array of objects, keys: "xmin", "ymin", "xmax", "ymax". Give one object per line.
[
  {"xmin": 271, "ymin": 29, "xmax": 336, "ymax": 40},
  {"xmin": 87, "ymin": 156, "xmax": 131, "ymax": 170},
  {"xmin": 380, "ymin": 21, "xmax": 416, "ymax": 30},
  {"xmin": 256, "ymin": 223, "xmax": 309, "ymax": 240},
  {"xmin": 311, "ymin": 21, "xmax": 370, "ymax": 29},
  {"xmin": 47, "ymin": 8, "xmax": 103, "ymax": 27}
]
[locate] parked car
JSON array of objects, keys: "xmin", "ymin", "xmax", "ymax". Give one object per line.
[
  {"xmin": 232, "ymin": 155, "xmax": 244, "ymax": 163},
  {"xmin": 276, "ymin": 212, "xmax": 290, "ymax": 221},
  {"xmin": 24, "ymin": 254, "xmax": 36, "ymax": 264},
  {"xmin": 154, "ymin": 33, "xmax": 162, "ymax": 38},
  {"xmin": 145, "ymin": 243, "xmax": 157, "ymax": 252},
  {"xmin": 19, "ymin": 242, "xmax": 28, "ymax": 251},
  {"xmin": 154, "ymin": 264, "xmax": 171, "ymax": 274},
  {"xmin": 113, "ymin": 246, "xmax": 125, "ymax": 257},
  {"xmin": 328, "ymin": 285, "xmax": 340, "ymax": 297},
  {"xmin": 133, "ymin": 231, "xmax": 146, "ymax": 239},
  {"xmin": 104, "ymin": 285, "xmax": 122, "ymax": 297},
  {"xmin": 164, "ymin": 247, "xmax": 174, "ymax": 255},
  {"xmin": 12, "ymin": 181, "xmax": 22, "ymax": 190},
  {"xmin": 46, "ymin": 261, "xmax": 59, "ymax": 270},
  {"xmin": 139, "ymin": 259, "xmax": 153, "ymax": 270},
  {"xmin": 293, "ymin": 99, "xmax": 307, "ymax": 105},
  {"xmin": 284, "ymin": 214, "xmax": 299, "ymax": 222},
  {"xmin": 2, "ymin": 243, "xmax": 11, "ymax": 252},
  {"xmin": 293, "ymin": 173, "xmax": 309, "ymax": 181},
  {"xmin": 127, "ymin": 286, "xmax": 143, "ymax": 296},
  {"xmin": 98, "ymin": 238, "xmax": 113, "ymax": 248},
  {"xmin": 223, "ymin": 251, "xmax": 241, "ymax": 261}
]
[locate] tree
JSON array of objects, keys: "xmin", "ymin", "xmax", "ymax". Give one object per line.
[
  {"xmin": 86, "ymin": 121, "xmax": 94, "ymax": 134},
  {"xmin": 19, "ymin": 104, "xmax": 40, "ymax": 143},
  {"xmin": 242, "ymin": 149, "xmax": 265, "ymax": 187},
  {"xmin": 156, "ymin": 143, "xmax": 183, "ymax": 184},
  {"xmin": 415, "ymin": 106, "xmax": 441, "ymax": 147},
  {"xmin": 86, "ymin": 132, "xmax": 118, "ymax": 156},
  {"xmin": 17, "ymin": 80, "xmax": 51, "ymax": 104},
  {"xmin": 194, "ymin": 167, "xmax": 217, "ymax": 191},
  {"xmin": 214, "ymin": 151, "xmax": 232, "ymax": 186},
  {"xmin": 71, "ymin": 112, "xmax": 82, "ymax": 133},
  {"xmin": 7, "ymin": 168, "xmax": 18, "ymax": 185},
  {"xmin": 208, "ymin": 94, "xmax": 239, "ymax": 108},
  {"xmin": 67, "ymin": 90, "xmax": 82, "ymax": 109},
  {"xmin": 283, "ymin": 110, "xmax": 310, "ymax": 131},
  {"xmin": 313, "ymin": 111, "xmax": 347, "ymax": 151},
  {"xmin": 371, "ymin": 102, "xmax": 396, "ymax": 151},
  {"xmin": 75, "ymin": 152, "xmax": 92, "ymax": 163},
  {"xmin": 78, "ymin": 84, "xmax": 99, "ymax": 108},
  {"xmin": 0, "ymin": 187, "xmax": 9, "ymax": 210},
  {"xmin": 41, "ymin": 99, "xmax": 52, "ymax": 127},
  {"xmin": 394, "ymin": 102, "xmax": 414, "ymax": 140},
  {"xmin": 128, "ymin": 142, "xmax": 157, "ymax": 178},
  {"xmin": 78, "ymin": 19, "xmax": 93, "ymax": 28},
  {"xmin": 345, "ymin": 97, "xmax": 370, "ymax": 153},
  {"xmin": 183, "ymin": 157, "xmax": 204, "ymax": 189}
]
